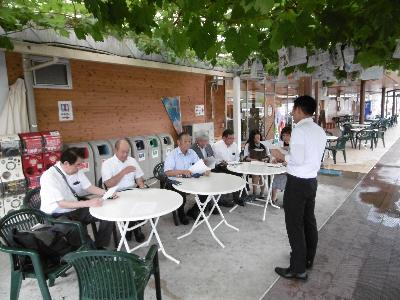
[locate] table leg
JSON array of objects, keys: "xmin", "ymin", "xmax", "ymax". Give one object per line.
[
  {"xmin": 117, "ymin": 219, "xmax": 179, "ymax": 264},
  {"xmin": 149, "ymin": 218, "xmax": 180, "ymax": 264},
  {"xmin": 229, "ymin": 174, "xmax": 280, "ymax": 221},
  {"xmin": 178, "ymin": 194, "xmax": 238, "ymax": 248},
  {"xmin": 211, "ymin": 195, "xmax": 239, "ymax": 233},
  {"xmin": 116, "ymin": 221, "xmax": 130, "ymax": 251},
  {"xmin": 262, "ymin": 174, "xmax": 280, "ymax": 221}
]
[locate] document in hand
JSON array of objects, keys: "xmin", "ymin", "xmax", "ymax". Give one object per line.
[
  {"xmin": 265, "ymin": 163, "xmax": 284, "ymax": 168},
  {"xmin": 203, "ymin": 156, "xmax": 216, "ymax": 168},
  {"xmin": 189, "ymin": 159, "xmax": 211, "ymax": 174},
  {"xmin": 102, "ymin": 185, "xmax": 119, "ymax": 200}
]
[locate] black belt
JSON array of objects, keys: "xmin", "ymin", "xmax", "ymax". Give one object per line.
[{"xmin": 287, "ymin": 174, "xmax": 316, "ymax": 181}]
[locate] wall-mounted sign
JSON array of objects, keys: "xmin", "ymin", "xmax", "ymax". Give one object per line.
[
  {"xmin": 195, "ymin": 105, "xmax": 204, "ymax": 116},
  {"xmin": 267, "ymin": 105, "xmax": 273, "ymax": 116},
  {"xmin": 58, "ymin": 101, "xmax": 73, "ymax": 121}
]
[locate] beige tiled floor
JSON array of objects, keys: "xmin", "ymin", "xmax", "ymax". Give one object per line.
[{"xmin": 322, "ymin": 124, "xmax": 400, "ymax": 174}]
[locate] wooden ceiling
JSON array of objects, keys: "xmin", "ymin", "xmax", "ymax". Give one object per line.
[{"xmin": 225, "ymin": 70, "xmax": 400, "ymax": 98}]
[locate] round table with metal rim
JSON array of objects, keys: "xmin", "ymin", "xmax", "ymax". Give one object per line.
[
  {"xmin": 227, "ymin": 161, "xmax": 287, "ymax": 221},
  {"xmin": 173, "ymin": 172, "xmax": 246, "ymax": 248},
  {"xmin": 90, "ymin": 188, "xmax": 183, "ymax": 264}
]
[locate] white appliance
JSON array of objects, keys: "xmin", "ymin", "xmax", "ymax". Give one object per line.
[
  {"xmin": 0, "ymin": 156, "xmax": 24, "ymax": 183},
  {"xmin": 3, "ymin": 193, "xmax": 24, "ymax": 215},
  {"xmin": 0, "ymin": 134, "xmax": 21, "ymax": 158},
  {"xmin": 192, "ymin": 122, "xmax": 215, "ymax": 143}
]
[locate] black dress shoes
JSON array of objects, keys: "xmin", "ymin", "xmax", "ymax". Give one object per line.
[
  {"xmin": 134, "ymin": 227, "xmax": 145, "ymax": 243},
  {"xmin": 187, "ymin": 206, "xmax": 200, "ymax": 220},
  {"xmin": 126, "ymin": 230, "xmax": 133, "ymax": 241},
  {"xmin": 235, "ymin": 197, "xmax": 245, "ymax": 207},
  {"xmin": 219, "ymin": 198, "xmax": 235, "ymax": 208},
  {"xmin": 274, "ymin": 267, "xmax": 308, "ymax": 281},
  {"xmin": 178, "ymin": 213, "xmax": 189, "ymax": 225}
]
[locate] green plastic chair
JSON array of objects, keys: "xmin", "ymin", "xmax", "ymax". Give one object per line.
[
  {"xmin": 325, "ymin": 136, "xmax": 347, "ymax": 164},
  {"xmin": 340, "ymin": 123, "xmax": 354, "ymax": 148},
  {"xmin": 374, "ymin": 125, "xmax": 387, "ymax": 148},
  {"xmin": 0, "ymin": 208, "xmax": 87, "ymax": 300},
  {"xmin": 63, "ymin": 245, "xmax": 161, "ymax": 300},
  {"xmin": 23, "ymin": 187, "xmax": 41, "ymax": 209},
  {"xmin": 355, "ymin": 129, "xmax": 374, "ymax": 150}
]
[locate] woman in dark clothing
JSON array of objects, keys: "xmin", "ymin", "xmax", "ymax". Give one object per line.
[{"xmin": 243, "ymin": 129, "xmax": 269, "ymax": 196}]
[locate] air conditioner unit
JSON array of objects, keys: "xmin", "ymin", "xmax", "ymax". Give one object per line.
[{"xmin": 31, "ymin": 56, "xmax": 73, "ymax": 89}]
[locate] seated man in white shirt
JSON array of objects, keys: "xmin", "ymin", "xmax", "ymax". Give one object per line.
[
  {"xmin": 212, "ymin": 129, "xmax": 243, "ymax": 207},
  {"xmin": 40, "ymin": 147, "xmax": 114, "ymax": 249},
  {"xmin": 101, "ymin": 139, "xmax": 146, "ymax": 242}
]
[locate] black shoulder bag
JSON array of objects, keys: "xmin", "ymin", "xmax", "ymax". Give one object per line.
[{"xmin": 54, "ymin": 166, "xmax": 88, "ymax": 200}]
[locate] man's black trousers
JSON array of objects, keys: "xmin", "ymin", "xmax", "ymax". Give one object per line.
[
  {"xmin": 283, "ymin": 174, "xmax": 318, "ymax": 273},
  {"xmin": 53, "ymin": 207, "xmax": 113, "ymax": 248}
]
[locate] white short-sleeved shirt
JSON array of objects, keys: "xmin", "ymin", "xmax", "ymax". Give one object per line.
[
  {"xmin": 101, "ymin": 155, "xmax": 144, "ymax": 190},
  {"xmin": 40, "ymin": 162, "xmax": 92, "ymax": 215},
  {"xmin": 212, "ymin": 140, "xmax": 239, "ymax": 164}
]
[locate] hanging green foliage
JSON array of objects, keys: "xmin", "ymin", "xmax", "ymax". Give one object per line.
[{"xmin": 1, "ymin": 0, "xmax": 400, "ymax": 73}]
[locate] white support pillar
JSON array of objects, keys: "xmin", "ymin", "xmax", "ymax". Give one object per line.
[
  {"xmin": 0, "ymin": 51, "xmax": 9, "ymax": 115},
  {"xmin": 22, "ymin": 54, "xmax": 38, "ymax": 132},
  {"xmin": 233, "ymin": 76, "xmax": 241, "ymax": 154}
]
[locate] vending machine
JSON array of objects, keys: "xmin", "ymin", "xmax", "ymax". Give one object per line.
[
  {"xmin": 19, "ymin": 132, "xmax": 43, "ymax": 155},
  {"xmin": 22, "ymin": 153, "xmax": 44, "ymax": 189}
]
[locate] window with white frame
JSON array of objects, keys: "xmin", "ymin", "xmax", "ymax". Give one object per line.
[{"xmin": 31, "ymin": 57, "xmax": 73, "ymax": 89}]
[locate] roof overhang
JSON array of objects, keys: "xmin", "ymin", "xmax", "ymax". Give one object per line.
[{"xmin": 10, "ymin": 40, "xmax": 233, "ymax": 78}]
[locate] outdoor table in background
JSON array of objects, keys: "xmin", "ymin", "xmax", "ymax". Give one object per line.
[
  {"xmin": 227, "ymin": 162, "xmax": 287, "ymax": 221},
  {"xmin": 173, "ymin": 172, "xmax": 245, "ymax": 248}
]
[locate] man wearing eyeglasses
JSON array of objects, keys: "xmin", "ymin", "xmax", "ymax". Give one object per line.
[{"xmin": 40, "ymin": 147, "xmax": 114, "ymax": 249}]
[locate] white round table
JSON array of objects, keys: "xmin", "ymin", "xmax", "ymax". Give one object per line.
[
  {"xmin": 173, "ymin": 172, "xmax": 246, "ymax": 248},
  {"xmin": 90, "ymin": 189, "xmax": 182, "ymax": 264},
  {"xmin": 326, "ymin": 135, "xmax": 338, "ymax": 142},
  {"xmin": 227, "ymin": 162, "xmax": 287, "ymax": 221}
]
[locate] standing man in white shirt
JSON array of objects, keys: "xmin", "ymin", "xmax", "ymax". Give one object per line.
[
  {"xmin": 212, "ymin": 129, "xmax": 242, "ymax": 207},
  {"xmin": 271, "ymin": 95, "xmax": 326, "ymax": 281},
  {"xmin": 40, "ymin": 147, "xmax": 114, "ymax": 249},
  {"xmin": 101, "ymin": 139, "xmax": 146, "ymax": 242}
]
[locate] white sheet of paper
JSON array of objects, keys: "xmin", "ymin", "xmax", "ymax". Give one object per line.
[
  {"xmin": 102, "ymin": 185, "xmax": 118, "ymax": 200},
  {"xmin": 203, "ymin": 156, "xmax": 216, "ymax": 168},
  {"xmin": 265, "ymin": 163, "xmax": 284, "ymax": 168},
  {"xmin": 250, "ymin": 160, "xmax": 265, "ymax": 165},
  {"xmin": 189, "ymin": 159, "xmax": 211, "ymax": 174}
]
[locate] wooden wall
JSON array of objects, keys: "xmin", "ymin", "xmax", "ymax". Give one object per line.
[
  {"xmin": 6, "ymin": 52, "xmax": 23, "ymax": 85},
  {"xmin": 6, "ymin": 52, "xmax": 214, "ymax": 143}
]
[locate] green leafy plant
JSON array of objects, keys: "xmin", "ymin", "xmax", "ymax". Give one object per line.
[{"xmin": 1, "ymin": 0, "xmax": 400, "ymax": 75}]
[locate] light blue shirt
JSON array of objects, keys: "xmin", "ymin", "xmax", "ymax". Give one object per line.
[{"xmin": 164, "ymin": 147, "xmax": 200, "ymax": 173}]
